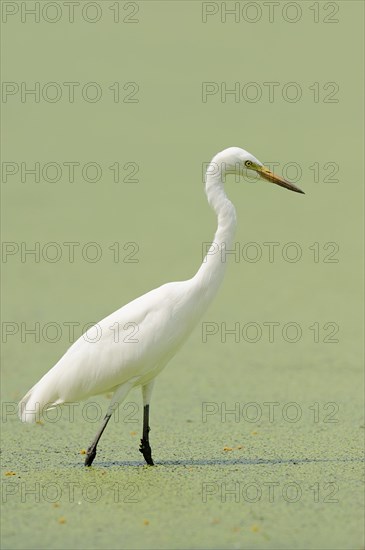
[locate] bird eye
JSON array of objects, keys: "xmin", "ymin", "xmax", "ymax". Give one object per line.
[{"xmin": 245, "ymin": 160, "xmax": 252, "ymax": 167}]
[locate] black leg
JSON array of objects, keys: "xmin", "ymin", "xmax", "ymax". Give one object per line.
[
  {"xmin": 139, "ymin": 404, "xmax": 154, "ymax": 465},
  {"xmin": 85, "ymin": 413, "xmax": 112, "ymax": 467},
  {"xmin": 83, "ymin": 381, "xmax": 136, "ymax": 467}
]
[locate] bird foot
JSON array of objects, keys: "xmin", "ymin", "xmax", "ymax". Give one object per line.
[
  {"xmin": 139, "ymin": 438, "xmax": 154, "ymax": 465},
  {"xmin": 85, "ymin": 446, "xmax": 96, "ymax": 467}
]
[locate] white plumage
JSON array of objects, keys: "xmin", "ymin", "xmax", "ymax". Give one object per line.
[{"xmin": 19, "ymin": 147, "xmax": 304, "ymax": 466}]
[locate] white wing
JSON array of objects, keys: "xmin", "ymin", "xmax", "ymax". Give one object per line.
[{"xmin": 19, "ymin": 279, "xmax": 200, "ymax": 421}]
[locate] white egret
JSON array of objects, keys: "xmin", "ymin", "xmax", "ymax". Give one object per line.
[{"xmin": 19, "ymin": 147, "xmax": 304, "ymax": 467}]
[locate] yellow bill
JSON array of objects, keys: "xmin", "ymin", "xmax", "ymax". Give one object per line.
[{"xmin": 257, "ymin": 165, "xmax": 305, "ymax": 194}]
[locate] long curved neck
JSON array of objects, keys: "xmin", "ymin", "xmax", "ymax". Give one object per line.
[{"xmin": 192, "ymin": 159, "xmax": 237, "ymax": 303}]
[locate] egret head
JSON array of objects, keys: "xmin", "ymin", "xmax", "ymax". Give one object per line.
[{"xmin": 213, "ymin": 147, "xmax": 304, "ymax": 194}]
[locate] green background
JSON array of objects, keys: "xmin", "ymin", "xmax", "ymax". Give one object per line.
[{"xmin": 1, "ymin": 1, "xmax": 364, "ymax": 549}]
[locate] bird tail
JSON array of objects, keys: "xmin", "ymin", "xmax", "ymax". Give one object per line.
[{"xmin": 18, "ymin": 381, "xmax": 63, "ymax": 423}]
